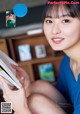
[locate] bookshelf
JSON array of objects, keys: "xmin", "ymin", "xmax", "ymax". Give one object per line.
[
  {"xmin": 6, "ymin": 33, "xmax": 64, "ymax": 83},
  {"xmin": 0, "ymin": 38, "xmax": 9, "ymax": 55}
]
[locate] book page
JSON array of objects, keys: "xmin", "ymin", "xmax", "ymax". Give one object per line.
[
  {"xmin": 0, "ymin": 50, "xmax": 18, "ymax": 74},
  {"xmin": 0, "ymin": 67, "xmax": 21, "ymax": 89},
  {"xmin": 0, "ymin": 51, "xmax": 22, "ymax": 88}
]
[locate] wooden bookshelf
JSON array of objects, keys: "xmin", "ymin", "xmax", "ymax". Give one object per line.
[{"xmin": 0, "ymin": 38, "xmax": 9, "ymax": 55}]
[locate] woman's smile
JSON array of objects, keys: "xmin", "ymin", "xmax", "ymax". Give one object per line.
[{"xmin": 51, "ymin": 37, "xmax": 64, "ymax": 44}]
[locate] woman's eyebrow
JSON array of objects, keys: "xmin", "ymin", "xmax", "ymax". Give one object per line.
[
  {"xmin": 59, "ymin": 14, "xmax": 71, "ymax": 18},
  {"xmin": 45, "ymin": 16, "xmax": 52, "ymax": 18},
  {"xmin": 45, "ymin": 14, "xmax": 71, "ymax": 19}
]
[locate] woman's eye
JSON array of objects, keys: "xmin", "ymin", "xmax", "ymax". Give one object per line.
[
  {"xmin": 62, "ymin": 19, "xmax": 70, "ymax": 23},
  {"xmin": 45, "ymin": 20, "xmax": 53, "ymax": 24}
]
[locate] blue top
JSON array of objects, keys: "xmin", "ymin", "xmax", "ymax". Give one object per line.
[{"xmin": 55, "ymin": 56, "xmax": 80, "ymax": 114}]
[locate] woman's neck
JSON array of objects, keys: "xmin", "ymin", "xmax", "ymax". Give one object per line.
[
  {"xmin": 64, "ymin": 40, "xmax": 80, "ymax": 65},
  {"xmin": 70, "ymin": 59, "xmax": 80, "ymax": 81},
  {"xmin": 63, "ymin": 41, "xmax": 80, "ymax": 81}
]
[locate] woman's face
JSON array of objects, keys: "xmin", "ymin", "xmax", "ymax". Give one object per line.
[{"xmin": 43, "ymin": 7, "xmax": 80, "ymax": 51}]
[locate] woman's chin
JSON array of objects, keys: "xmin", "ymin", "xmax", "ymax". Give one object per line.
[{"xmin": 52, "ymin": 48, "xmax": 63, "ymax": 51}]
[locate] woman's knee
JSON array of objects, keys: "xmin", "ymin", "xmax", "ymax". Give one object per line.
[
  {"xmin": 30, "ymin": 80, "xmax": 51, "ymax": 94},
  {"xmin": 28, "ymin": 93, "xmax": 46, "ymax": 106},
  {"xmin": 31, "ymin": 80, "xmax": 48, "ymax": 89},
  {"xmin": 28, "ymin": 93, "xmax": 54, "ymax": 113},
  {"xmin": 28, "ymin": 93, "xmax": 45, "ymax": 113},
  {"xmin": 28, "ymin": 93, "xmax": 66, "ymax": 114}
]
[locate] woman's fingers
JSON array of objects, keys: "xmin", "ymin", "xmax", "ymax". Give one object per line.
[
  {"xmin": 0, "ymin": 76, "xmax": 11, "ymax": 93},
  {"xmin": 11, "ymin": 64, "xmax": 24, "ymax": 72},
  {"xmin": 0, "ymin": 76, "xmax": 13, "ymax": 102},
  {"xmin": 10, "ymin": 64, "xmax": 18, "ymax": 69},
  {"xmin": 3, "ymin": 94, "xmax": 9, "ymax": 102},
  {"xmin": 11, "ymin": 64, "xmax": 25, "ymax": 79}
]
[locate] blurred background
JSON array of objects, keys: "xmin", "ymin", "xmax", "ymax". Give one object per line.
[
  {"xmin": 0, "ymin": 0, "xmax": 47, "ymax": 37},
  {"xmin": 0, "ymin": 0, "xmax": 47, "ymax": 12}
]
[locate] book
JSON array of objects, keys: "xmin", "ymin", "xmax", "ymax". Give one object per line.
[
  {"xmin": 38, "ymin": 63, "xmax": 55, "ymax": 82},
  {"xmin": 0, "ymin": 50, "xmax": 22, "ymax": 89}
]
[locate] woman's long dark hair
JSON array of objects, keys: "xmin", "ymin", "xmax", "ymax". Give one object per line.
[{"xmin": 42, "ymin": 0, "xmax": 80, "ymax": 21}]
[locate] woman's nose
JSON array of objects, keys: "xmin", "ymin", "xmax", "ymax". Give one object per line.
[{"xmin": 51, "ymin": 23, "xmax": 61, "ymax": 35}]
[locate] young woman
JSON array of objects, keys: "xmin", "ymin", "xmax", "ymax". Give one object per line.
[{"xmin": 0, "ymin": 0, "xmax": 80, "ymax": 114}]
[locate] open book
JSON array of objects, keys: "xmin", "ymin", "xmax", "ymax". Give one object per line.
[{"xmin": 0, "ymin": 50, "xmax": 22, "ymax": 89}]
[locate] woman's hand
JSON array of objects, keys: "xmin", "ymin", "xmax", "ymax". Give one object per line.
[
  {"xmin": 0, "ymin": 76, "xmax": 31, "ymax": 114},
  {"xmin": 11, "ymin": 64, "xmax": 30, "ymax": 96}
]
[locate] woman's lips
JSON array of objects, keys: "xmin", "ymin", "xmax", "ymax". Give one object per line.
[{"xmin": 51, "ymin": 37, "xmax": 64, "ymax": 44}]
